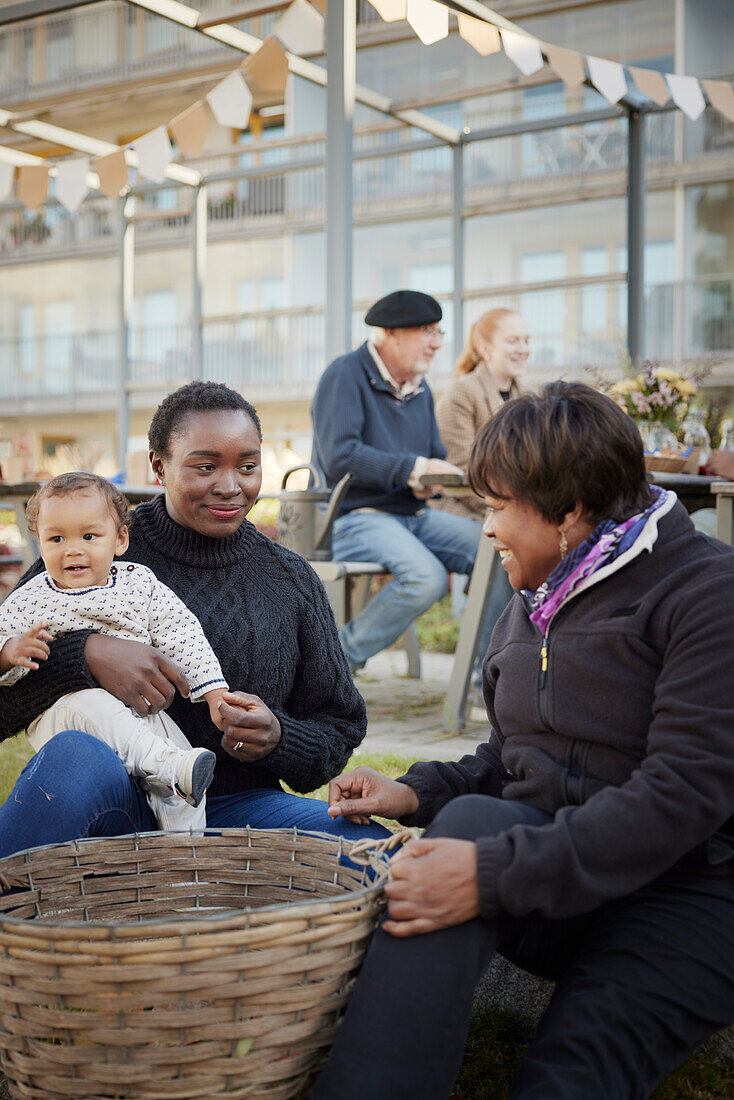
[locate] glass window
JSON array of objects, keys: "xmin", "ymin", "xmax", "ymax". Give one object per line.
[
  {"xmin": 46, "ymin": 17, "xmax": 73, "ymax": 81},
  {"xmin": 136, "ymin": 290, "xmax": 177, "ymax": 367},
  {"xmin": 43, "ymin": 301, "xmax": 74, "ymax": 392},
  {"xmin": 19, "ymin": 304, "xmax": 35, "ymax": 375},
  {"xmin": 581, "ymin": 246, "xmax": 609, "ymax": 334},
  {"xmin": 685, "ymin": 182, "xmax": 734, "ymax": 278},
  {"xmin": 520, "ymin": 251, "xmax": 566, "ymax": 284}
]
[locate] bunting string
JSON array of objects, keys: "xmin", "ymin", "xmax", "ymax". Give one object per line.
[{"xmin": 0, "ymin": 0, "xmax": 732, "ymax": 214}]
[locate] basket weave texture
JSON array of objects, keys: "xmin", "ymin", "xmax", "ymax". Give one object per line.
[
  {"xmin": 0, "ymin": 829, "xmax": 389, "ymax": 1100},
  {"xmin": 644, "ymin": 454, "xmax": 686, "ymax": 473}
]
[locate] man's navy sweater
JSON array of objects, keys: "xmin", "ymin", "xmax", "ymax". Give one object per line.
[{"xmin": 310, "ymin": 342, "xmax": 446, "ymax": 516}]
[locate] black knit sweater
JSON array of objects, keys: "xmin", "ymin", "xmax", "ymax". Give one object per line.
[{"xmin": 1, "ymin": 496, "xmax": 367, "ymax": 797}]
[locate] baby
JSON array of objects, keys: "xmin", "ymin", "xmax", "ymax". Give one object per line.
[{"xmin": 0, "ymin": 472, "xmax": 228, "ymax": 831}]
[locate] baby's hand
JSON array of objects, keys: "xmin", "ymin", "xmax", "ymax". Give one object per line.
[
  {"xmin": 0, "ymin": 622, "xmax": 53, "ymax": 673},
  {"xmin": 205, "ymin": 687, "xmax": 228, "ymax": 730}
]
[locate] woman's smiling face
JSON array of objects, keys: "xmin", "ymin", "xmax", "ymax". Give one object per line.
[
  {"xmin": 482, "ymin": 494, "xmax": 563, "ymax": 592},
  {"xmin": 151, "ymin": 409, "xmax": 262, "ymax": 537}
]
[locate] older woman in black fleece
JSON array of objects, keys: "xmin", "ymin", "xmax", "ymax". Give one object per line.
[
  {"xmin": 0, "ymin": 381, "xmax": 388, "ymax": 857},
  {"xmin": 314, "ymin": 381, "xmax": 734, "ymax": 1100}
]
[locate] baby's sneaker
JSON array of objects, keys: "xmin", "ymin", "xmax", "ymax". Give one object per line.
[{"xmin": 175, "ymin": 748, "xmax": 216, "ymax": 807}]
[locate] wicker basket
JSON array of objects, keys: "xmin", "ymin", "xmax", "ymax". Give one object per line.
[
  {"xmin": 0, "ymin": 829, "xmax": 392, "ymax": 1100},
  {"xmin": 644, "ymin": 454, "xmax": 686, "ymax": 473}
]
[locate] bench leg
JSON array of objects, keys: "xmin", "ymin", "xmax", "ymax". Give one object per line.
[{"xmin": 399, "ymin": 624, "xmax": 421, "ymax": 679}]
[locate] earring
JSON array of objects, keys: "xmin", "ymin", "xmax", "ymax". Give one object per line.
[{"xmin": 559, "ymin": 530, "xmax": 568, "ymax": 559}]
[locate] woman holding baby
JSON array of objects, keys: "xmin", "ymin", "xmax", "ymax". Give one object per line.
[{"xmin": 0, "ymin": 380, "xmax": 388, "ymax": 855}]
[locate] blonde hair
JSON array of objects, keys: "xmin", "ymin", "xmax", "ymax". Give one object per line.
[{"xmin": 455, "ymin": 308, "xmax": 517, "ymax": 376}]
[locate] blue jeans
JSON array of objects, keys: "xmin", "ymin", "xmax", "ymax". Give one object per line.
[
  {"xmin": 0, "ymin": 732, "xmax": 390, "ymax": 861},
  {"xmin": 332, "ymin": 508, "xmax": 482, "ymax": 668}
]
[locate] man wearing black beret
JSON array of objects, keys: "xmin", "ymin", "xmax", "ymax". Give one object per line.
[{"xmin": 310, "ymin": 290, "xmax": 484, "ymax": 672}]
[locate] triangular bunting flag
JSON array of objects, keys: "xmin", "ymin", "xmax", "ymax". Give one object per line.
[
  {"xmin": 243, "ymin": 36, "xmax": 289, "ymax": 95},
  {"xmin": 171, "ymin": 101, "xmax": 211, "ymax": 158},
  {"xmin": 134, "ymin": 126, "xmax": 173, "ymax": 183},
  {"xmin": 54, "ymin": 156, "xmax": 89, "ymax": 212},
  {"xmin": 95, "ymin": 149, "xmax": 129, "ymax": 198},
  {"xmin": 702, "ymin": 79, "xmax": 734, "ymax": 123},
  {"xmin": 0, "ymin": 161, "xmax": 14, "ymax": 202},
  {"xmin": 17, "ymin": 164, "xmax": 49, "ymax": 210},
  {"xmin": 273, "ymin": 0, "xmax": 324, "ymax": 55},
  {"xmin": 367, "ymin": 0, "xmax": 406, "ymax": 19},
  {"xmin": 207, "ymin": 71, "xmax": 253, "ymax": 131},
  {"xmin": 545, "ymin": 43, "xmax": 585, "ymax": 88},
  {"xmin": 457, "ymin": 14, "xmax": 500, "ymax": 57},
  {"xmin": 587, "ymin": 55, "xmax": 627, "ymax": 105},
  {"xmin": 500, "ymin": 29, "xmax": 545, "ymax": 76},
  {"xmin": 628, "ymin": 66, "xmax": 670, "ymax": 106},
  {"xmin": 406, "ymin": 0, "xmax": 448, "ymax": 46},
  {"xmin": 666, "ymin": 73, "xmax": 706, "ymax": 121}
]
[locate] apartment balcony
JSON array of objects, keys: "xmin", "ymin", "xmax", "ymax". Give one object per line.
[
  {"xmin": 0, "ymin": 108, "xmax": 685, "ymax": 266},
  {"xmin": 1, "ymin": 277, "xmax": 731, "ymax": 416},
  {"xmin": 0, "ymin": 0, "xmax": 381, "ymax": 105}
]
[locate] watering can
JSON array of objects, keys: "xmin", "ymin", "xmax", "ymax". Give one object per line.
[{"xmin": 275, "ymin": 464, "xmax": 352, "ymax": 561}]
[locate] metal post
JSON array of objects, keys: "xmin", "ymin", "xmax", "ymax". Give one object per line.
[
  {"xmin": 325, "ymin": 0, "xmax": 355, "ymax": 364},
  {"xmin": 452, "ymin": 143, "xmax": 464, "ymax": 364},
  {"xmin": 192, "ymin": 182, "xmax": 207, "ymax": 381},
  {"xmin": 627, "ymin": 108, "xmax": 646, "ymax": 366},
  {"xmin": 117, "ymin": 195, "xmax": 134, "ymax": 476}
]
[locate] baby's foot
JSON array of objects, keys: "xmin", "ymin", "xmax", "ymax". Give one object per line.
[{"xmin": 175, "ymin": 748, "xmax": 216, "ymax": 807}]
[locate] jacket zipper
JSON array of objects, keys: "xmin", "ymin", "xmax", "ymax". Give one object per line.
[{"xmin": 538, "ymin": 631, "xmax": 551, "ymax": 728}]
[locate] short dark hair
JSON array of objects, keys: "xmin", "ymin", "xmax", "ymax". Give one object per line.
[
  {"xmin": 26, "ymin": 472, "xmax": 131, "ymax": 536},
  {"xmin": 148, "ymin": 381, "xmax": 262, "ymax": 457},
  {"xmin": 468, "ymin": 381, "xmax": 654, "ymax": 525}
]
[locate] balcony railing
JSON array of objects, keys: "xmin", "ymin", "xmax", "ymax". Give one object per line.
[
  {"xmin": 0, "ymin": 109, "xmax": 686, "ymax": 266},
  {"xmin": 1, "ymin": 277, "xmax": 731, "ymax": 407},
  {"xmin": 0, "ymin": 0, "xmax": 384, "ymax": 103}
]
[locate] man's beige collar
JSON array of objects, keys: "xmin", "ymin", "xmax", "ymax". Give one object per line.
[{"xmin": 367, "ymin": 340, "xmax": 423, "ymax": 397}]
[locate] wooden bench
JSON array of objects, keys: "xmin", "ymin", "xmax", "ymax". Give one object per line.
[{"xmin": 310, "ymin": 560, "xmax": 421, "ymax": 678}]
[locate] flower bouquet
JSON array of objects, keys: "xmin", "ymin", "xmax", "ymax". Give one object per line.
[{"xmin": 607, "ymin": 362, "xmax": 697, "ymax": 472}]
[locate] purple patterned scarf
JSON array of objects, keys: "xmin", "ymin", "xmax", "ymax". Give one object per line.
[{"xmin": 527, "ymin": 485, "xmax": 673, "ymax": 635}]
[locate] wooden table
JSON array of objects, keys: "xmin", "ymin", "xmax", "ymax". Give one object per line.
[
  {"xmin": 0, "ymin": 483, "xmax": 162, "ymax": 571},
  {"xmin": 420, "ymin": 469, "xmax": 734, "ymax": 733},
  {"xmin": 711, "ymin": 481, "xmax": 734, "ymax": 544}
]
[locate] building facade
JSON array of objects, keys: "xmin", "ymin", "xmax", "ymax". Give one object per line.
[{"xmin": 0, "ymin": 0, "xmax": 732, "ymax": 484}]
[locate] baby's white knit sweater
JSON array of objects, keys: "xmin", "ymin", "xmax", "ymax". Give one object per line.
[{"xmin": 0, "ymin": 562, "xmax": 228, "ymax": 698}]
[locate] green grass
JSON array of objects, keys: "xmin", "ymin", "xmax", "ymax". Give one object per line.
[
  {"xmin": 451, "ymin": 1012, "xmax": 734, "ymax": 1099},
  {"xmin": 414, "ymin": 594, "xmax": 461, "ymax": 653},
  {"xmin": 0, "ymin": 733, "xmax": 33, "ymax": 805},
  {"xmin": 0, "ymin": 741, "xmax": 731, "ymax": 1098}
]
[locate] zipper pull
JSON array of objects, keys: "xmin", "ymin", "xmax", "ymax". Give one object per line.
[{"xmin": 539, "ymin": 633, "xmax": 549, "ymax": 689}]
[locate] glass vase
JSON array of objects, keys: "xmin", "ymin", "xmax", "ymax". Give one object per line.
[{"xmin": 636, "ymin": 420, "xmax": 679, "ymax": 454}]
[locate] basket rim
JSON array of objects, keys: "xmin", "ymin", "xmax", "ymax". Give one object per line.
[{"xmin": 0, "ymin": 826, "xmax": 391, "ymax": 932}]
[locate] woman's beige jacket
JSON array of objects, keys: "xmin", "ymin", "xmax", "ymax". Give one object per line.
[{"xmin": 432, "ymin": 365, "xmax": 519, "ymax": 520}]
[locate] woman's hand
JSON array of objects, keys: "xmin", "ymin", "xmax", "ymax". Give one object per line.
[
  {"xmin": 706, "ymin": 449, "xmax": 734, "ymax": 480},
  {"xmin": 84, "ymin": 634, "xmax": 190, "ymax": 716},
  {"xmin": 328, "ymin": 766, "xmax": 420, "ymax": 825},
  {"xmin": 383, "ymin": 838, "xmax": 480, "ymax": 937},
  {"xmin": 219, "ymin": 691, "xmax": 282, "ymax": 762}
]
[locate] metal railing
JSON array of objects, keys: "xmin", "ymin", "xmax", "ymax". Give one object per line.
[
  {"xmin": 0, "ymin": 0, "xmax": 382, "ymax": 103},
  {"xmin": 0, "ymin": 109, "xmax": 689, "ymax": 266},
  {"xmin": 1, "ymin": 276, "xmax": 731, "ymax": 405}
]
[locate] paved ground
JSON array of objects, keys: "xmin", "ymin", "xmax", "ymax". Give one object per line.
[{"xmin": 355, "ymin": 648, "xmax": 489, "ymax": 761}]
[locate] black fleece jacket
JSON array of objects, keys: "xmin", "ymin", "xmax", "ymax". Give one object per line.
[
  {"xmin": 399, "ymin": 503, "xmax": 734, "ymax": 921},
  {"xmin": 1, "ymin": 495, "xmax": 367, "ymax": 797}
]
